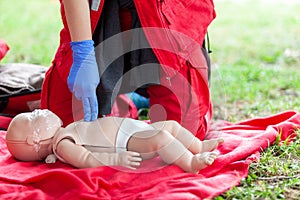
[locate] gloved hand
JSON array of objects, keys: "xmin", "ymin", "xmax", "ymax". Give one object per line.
[{"xmin": 67, "ymin": 40, "xmax": 100, "ymax": 121}]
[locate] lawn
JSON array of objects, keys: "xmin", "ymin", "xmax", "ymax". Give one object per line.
[
  {"xmin": 209, "ymin": 0, "xmax": 300, "ymax": 199},
  {"xmin": 210, "ymin": 0, "xmax": 300, "ymax": 122},
  {"xmin": 1, "ymin": 0, "xmax": 299, "ymax": 199},
  {"xmin": 0, "ymin": 0, "xmax": 61, "ymax": 66}
]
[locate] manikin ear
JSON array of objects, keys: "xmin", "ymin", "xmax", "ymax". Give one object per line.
[{"xmin": 26, "ymin": 135, "xmax": 40, "ymax": 145}]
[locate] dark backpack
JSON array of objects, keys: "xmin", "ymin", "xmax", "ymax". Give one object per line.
[{"xmin": 0, "ymin": 63, "xmax": 47, "ymax": 130}]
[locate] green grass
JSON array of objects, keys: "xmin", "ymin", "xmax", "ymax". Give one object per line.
[
  {"xmin": 215, "ymin": 132, "xmax": 300, "ymax": 200},
  {"xmin": 0, "ymin": 0, "xmax": 61, "ymax": 66},
  {"xmin": 209, "ymin": 0, "xmax": 300, "ymax": 199},
  {"xmin": 1, "ymin": 0, "xmax": 299, "ymax": 199},
  {"xmin": 209, "ymin": 0, "xmax": 300, "ymax": 122}
]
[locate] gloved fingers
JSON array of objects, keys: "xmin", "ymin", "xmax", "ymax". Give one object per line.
[
  {"xmin": 90, "ymin": 94, "xmax": 98, "ymax": 121},
  {"xmin": 82, "ymin": 97, "xmax": 92, "ymax": 121}
]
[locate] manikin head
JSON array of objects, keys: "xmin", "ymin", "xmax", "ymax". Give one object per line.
[{"xmin": 6, "ymin": 109, "xmax": 62, "ymax": 161}]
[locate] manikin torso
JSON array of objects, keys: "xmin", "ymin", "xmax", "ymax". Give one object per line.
[{"xmin": 56, "ymin": 117, "xmax": 125, "ymax": 153}]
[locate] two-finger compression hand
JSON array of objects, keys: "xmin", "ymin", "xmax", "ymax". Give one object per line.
[{"xmin": 67, "ymin": 40, "xmax": 100, "ymax": 121}]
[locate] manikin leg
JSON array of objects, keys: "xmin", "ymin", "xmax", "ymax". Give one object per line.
[
  {"xmin": 127, "ymin": 130, "xmax": 219, "ymax": 173},
  {"xmin": 150, "ymin": 121, "xmax": 223, "ymax": 154}
]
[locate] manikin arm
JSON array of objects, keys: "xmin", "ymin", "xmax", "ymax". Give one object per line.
[{"xmin": 56, "ymin": 139, "xmax": 142, "ymax": 169}]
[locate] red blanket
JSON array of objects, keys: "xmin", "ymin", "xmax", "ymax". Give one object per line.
[{"xmin": 0, "ymin": 111, "xmax": 299, "ymax": 199}]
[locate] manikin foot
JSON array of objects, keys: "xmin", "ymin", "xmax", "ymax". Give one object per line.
[
  {"xmin": 200, "ymin": 138, "xmax": 224, "ymax": 153},
  {"xmin": 191, "ymin": 151, "xmax": 219, "ymax": 173}
]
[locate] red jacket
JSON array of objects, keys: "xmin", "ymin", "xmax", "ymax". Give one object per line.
[{"xmin": 41, "ymin": 0, "xmax": 216, "ymax": 138}]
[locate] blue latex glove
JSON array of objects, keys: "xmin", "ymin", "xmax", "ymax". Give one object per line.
[{"xmin": 67, "ymin": 40, "xmax": 100, "ymax": 121}]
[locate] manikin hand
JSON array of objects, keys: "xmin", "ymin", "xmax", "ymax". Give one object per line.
[
  {"xmin": 117, "ymin": 151, "xmax": 142, "ymax": 170},
  {"xmin": 92, "ymin": 151, "xmax": 142, "ymax": 170},
  {"xmin": 67, "ymin": 40, "xmax": 100, "ymax": 121},
  {"xmin": 45, "ymin": 154, "xmax": 58, "ymax": 164}
]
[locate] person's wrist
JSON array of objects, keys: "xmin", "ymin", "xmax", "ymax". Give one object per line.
[
  {"xmin": 70, "ymin": 40, "xmax": 95, "ymax": 65},
  {"xmin": 70, "ymin": 39, "xmax": 94, "ymax": 53}
]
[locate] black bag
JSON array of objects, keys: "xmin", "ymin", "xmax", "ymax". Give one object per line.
[{"xmin": 0, "ymin": 63, "xmax": 47, "ymax": 117}]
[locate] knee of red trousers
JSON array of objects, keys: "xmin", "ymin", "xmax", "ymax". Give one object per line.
[{"xmin": 147, "ymin": 85, "xmax": 208, "ymax": 140}]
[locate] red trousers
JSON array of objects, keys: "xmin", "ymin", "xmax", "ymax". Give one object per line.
[{"xmin": 148, "ymin": 64, "xmax": 210, "ymax": 140}]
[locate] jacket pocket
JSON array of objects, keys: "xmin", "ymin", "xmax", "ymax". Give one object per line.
[{"xmin": 160, "ymin": 0, "xmax": 215, "ymax": 53}]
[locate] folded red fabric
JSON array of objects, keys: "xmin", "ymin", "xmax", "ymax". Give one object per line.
[
  {"xmin": 0, "ymin": 39, "xmax": 9, "ymax": 61},
  {"xmin": 0, "ymin": 110, "xmax": 299, "ymax": 199}
]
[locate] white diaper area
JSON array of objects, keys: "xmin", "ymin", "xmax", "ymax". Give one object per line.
[{"xmin": 115, "ymin": 118, "xmax": 154, "ymax": 152}]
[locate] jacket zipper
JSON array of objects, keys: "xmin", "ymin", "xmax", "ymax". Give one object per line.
[{"xmin": 157, "ymin": 0, "xmax": 182, "ymax": 86}]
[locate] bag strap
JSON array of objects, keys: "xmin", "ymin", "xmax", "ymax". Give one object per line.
[{"xmin": 202, "ymin": 33, "xmax": 212, "ymax": 81}]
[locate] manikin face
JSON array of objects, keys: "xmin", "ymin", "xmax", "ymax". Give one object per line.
[{"xmin": 6, "ymin": 109, "xmax": 63, "ymax": 161}]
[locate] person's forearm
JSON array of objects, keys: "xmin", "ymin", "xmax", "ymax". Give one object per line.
[{"xmin": 63, "ymin": 0, "xmax": 92, "ymax": 41}]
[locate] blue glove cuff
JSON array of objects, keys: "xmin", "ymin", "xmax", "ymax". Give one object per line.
[
  {"xmin": 70, "ymin": 40, "xmax": 95, "ymax": 68},
  {"xmin": 70, "ymin": 39, "xmax": 94, "ymax": 52}
]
